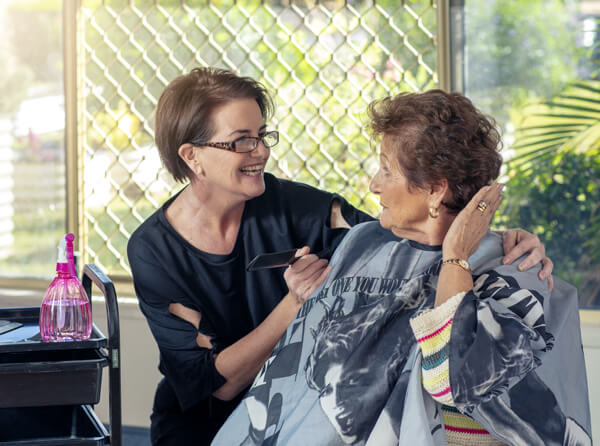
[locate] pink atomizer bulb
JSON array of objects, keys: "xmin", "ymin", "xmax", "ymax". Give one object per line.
[{"xmin": 39, "ymin": 233, "xmax": 92, "ymax": 341}]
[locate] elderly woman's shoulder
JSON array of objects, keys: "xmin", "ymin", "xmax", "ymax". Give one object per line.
[
  {"xmin": 469, "ymin": 231, "xmax": 505, "ymax": 274},
  {"xmin": 345, "ymin": 220, "xmax": 397, "ymax": 242}
]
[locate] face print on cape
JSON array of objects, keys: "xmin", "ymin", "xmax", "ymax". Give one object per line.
[
  {"xmin": 305, "ymin": 275, "xmax": 433, "ymax": 444},
  {"xmin": 217, "ymin": 223, "xmax": 445, "ymax": 446}
]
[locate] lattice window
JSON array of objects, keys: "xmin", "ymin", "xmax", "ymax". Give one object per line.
[{"xmin": 80, "ymin": 0, "xmax": 438, "ymax": 278}]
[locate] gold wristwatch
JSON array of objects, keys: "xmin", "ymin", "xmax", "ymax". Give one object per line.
[{"xmin": 442, "ymin": 258, "xmax": 471, "ymax": 272}]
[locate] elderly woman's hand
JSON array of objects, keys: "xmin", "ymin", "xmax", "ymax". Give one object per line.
[
  {"xmin": 442, "ymin": 184, "xmax": 504, "ymax": 261},
  {"xmin": 284, "ymin": 246, "xmax": 331, "ymax": 306}
]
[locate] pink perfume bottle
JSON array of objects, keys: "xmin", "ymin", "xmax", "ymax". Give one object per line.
[{"xmin": 39, "ymin": 233, "xmax": 92, "ymax": 342}]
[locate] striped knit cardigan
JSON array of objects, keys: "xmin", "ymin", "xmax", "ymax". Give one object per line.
[{"xmin": 410, "ymin": 292, "xmax": 505, "ymax": 446}]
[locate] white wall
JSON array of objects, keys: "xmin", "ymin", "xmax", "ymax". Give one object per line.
[{"xmin": 582, "ymin": 321, "xmax": 600, "ymax": 440}]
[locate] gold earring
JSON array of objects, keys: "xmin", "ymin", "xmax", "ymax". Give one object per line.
[{"xmin": 429, "ymin": 206, "xmax": 439, "ymax": 219}]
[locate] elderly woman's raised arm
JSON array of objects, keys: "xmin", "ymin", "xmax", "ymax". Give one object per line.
[
  {"xmin": 409, "ymin": 236, "xmax": 591, "ymax": 444},
  {"xmin": 409, "ymin": 254, "xmax": 553, "ymax": 408},
  {"xmin": 408, "ymin": 184, "xmax": 591, "ymax": 444}
]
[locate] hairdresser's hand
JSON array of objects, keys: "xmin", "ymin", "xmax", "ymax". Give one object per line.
[
  {"xmin": 443, "ymin": 184, "xmax": 504, "ymax": 260},
  {"xmin": 501, "ymin": 229, "xmax": 554, "ymax": 291},
  {"xmin": 284, "ymin": 246, "xmax": 330, "ymax": 306}
]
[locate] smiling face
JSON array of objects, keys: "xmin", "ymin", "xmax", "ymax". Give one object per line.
[
  {"xmin": 195, "ymin": 98, "xmax": 271, "ymax": 202},
  {"xmin": 369, "ymin": 134, "xmax": 431, "ymax": 239}
]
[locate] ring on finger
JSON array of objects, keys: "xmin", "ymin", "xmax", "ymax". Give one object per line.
[{"xmin": 477, "ymin": 200, "xmax": 488, "ymax": 213}]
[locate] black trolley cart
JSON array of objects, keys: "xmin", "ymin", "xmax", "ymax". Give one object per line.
[{"xmin": 0, "ymin": 264, "xmax": 122, "ymax": 445}]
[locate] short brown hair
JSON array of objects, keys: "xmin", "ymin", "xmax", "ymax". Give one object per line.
[
  {"xmin": 367, "ymin": 90, "xmax": 502, "ymax": 213},
  {"xmin": 155, "ymin": 67, "xmax": 274, "ymax": 182}
]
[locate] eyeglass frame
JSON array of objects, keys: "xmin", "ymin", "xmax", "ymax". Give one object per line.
[{"xmin": 189, "ymin": 130, "xmax": 279, "ymax": 153}]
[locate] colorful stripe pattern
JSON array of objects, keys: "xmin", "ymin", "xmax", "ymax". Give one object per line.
[
  {"xmin": 410, "ymin": 292, "xmax": 505, "ymax": 446},
  {"xmin": 409, "ymin": 292, "xmax": 465, "ymax": 406},
  {"xmin": 442, "ymin": 406, "xmax": 504, "ymax": 445}
]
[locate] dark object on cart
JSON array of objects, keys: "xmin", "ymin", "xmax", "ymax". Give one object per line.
[{"xmin": 0, "ymin": 264, "xmax": 121, "ymax": 445}]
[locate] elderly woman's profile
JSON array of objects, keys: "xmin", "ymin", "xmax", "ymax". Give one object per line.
[{"xmin": 211, "ymin": 90, "xmax": 591, "ymax": 446}]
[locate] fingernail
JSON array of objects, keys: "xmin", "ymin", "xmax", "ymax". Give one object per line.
[{"xmin": 502, "ymin": 258, "xmax": 510, "ymax": 265}]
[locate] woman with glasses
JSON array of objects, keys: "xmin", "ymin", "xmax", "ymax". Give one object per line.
[{"xmin": 127, "ymin": 68, "xmax": 552, "ymax": 445}]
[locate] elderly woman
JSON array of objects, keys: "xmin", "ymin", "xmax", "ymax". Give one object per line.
[
  {"xmin": 211, "ymin": 91, "xmax": 591, "ymax": 445},
  {"xmin": 128, "ymin": 68, "xmax": 552, "ymax": 445}
]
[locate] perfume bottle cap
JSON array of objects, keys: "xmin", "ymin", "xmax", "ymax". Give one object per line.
[
  {"xmin": 56, "ymin": 235, "xmax": 68, "ymax": 273},
  {"xmin": 57, "ymin": 236, "xmax": 67, "ymax": 263},
  {"xmin": 56, "ymin": 233, "xmax": 76, "ymax": 275},
  {"xmin": 65, "ymin": 233, "xmax": 77, "ymax": 277}
]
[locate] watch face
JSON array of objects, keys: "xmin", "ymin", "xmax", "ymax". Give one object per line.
[{"xmin": 459, "ymin": 259, "xmax": 470, "ymax": 270}]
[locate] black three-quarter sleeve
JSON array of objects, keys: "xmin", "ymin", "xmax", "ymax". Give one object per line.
[
  {"xmin": 140, "ymin": 301, "xmax": 226, "ymax": 409},
  {"xmin": 128, "ymin": 241, "xmax": 226, "ymax": 411}
]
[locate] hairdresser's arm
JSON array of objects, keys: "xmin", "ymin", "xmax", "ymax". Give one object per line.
[
  {"xmin": 500, "ymin": 228, "xmax": 553, "ymax": 290},
  {"xmin": 169, "ymin": 247, "xmax": 330, "ymax": 401}
]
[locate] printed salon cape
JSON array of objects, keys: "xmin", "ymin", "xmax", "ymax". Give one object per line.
[{"xmin": 212, "ymin": 222, "xmax": 591, "ymax": 446}]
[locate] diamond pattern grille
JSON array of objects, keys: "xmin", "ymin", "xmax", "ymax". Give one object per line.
[{"xmin": 80, "ymin": 0, "xmax": 438, "ymax": 278}]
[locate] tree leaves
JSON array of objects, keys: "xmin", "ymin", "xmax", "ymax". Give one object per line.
[
  {"xmin": 502, "ymin": 81, "xmax": 600, "ymax": 306},
  {"xmin": 508, "ymin": 81, "xmax": 600, "ymax": 174}
]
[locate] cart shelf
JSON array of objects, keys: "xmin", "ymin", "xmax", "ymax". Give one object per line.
[{"xmin": 0, "ymin": 265, "xmax": 121, "ymax": 446}]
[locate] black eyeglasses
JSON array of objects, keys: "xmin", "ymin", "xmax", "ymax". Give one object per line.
[{"xmin": 191, "ymin": 130, "xmax": 279, "ymax": 153}]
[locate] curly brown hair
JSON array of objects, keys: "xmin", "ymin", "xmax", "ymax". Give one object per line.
[
  {"xmin": 367, "ymin": 90, "xmax": 503, "ymax": 213},
  {"xmin": 155, "ymin": 67, "xmax": 274, "ymax": 182}
]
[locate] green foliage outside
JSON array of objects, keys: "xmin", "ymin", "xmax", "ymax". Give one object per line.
[
  {"xmin": 501, "ymin": 152, "xmax": 600, "ymax": 306},
  {"xmin": 499, "ymin": 81, "xmax": 600, "ymax": 306},
  {"xmin": 0, "ymin": 2, "xmax": 64, "ymax": 279},
  {"xmin": 2, "ymin": 1, "xmax": 62, "ymax": 97},
  {"xmin": 465, "ymin": 0, "xmax": 582, "ymax": 125},
  {"xmin": 0, "ymin": 208, "xmax": 64, "ymax": 277},
  {"xmin": 0, "ymin": 1, "xmax": 62, "ymax": 114},
  {"xmin": 461, "ymin": 0, "xmax": 599, "ymax": 305}
]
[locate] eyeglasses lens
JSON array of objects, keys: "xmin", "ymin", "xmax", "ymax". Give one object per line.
[
  {"xmin": 263, "ymin": 131, "xmax": 279, "ymax": 148},
  {"xmin": 234, "ymin": 131, "xmax": 279, "ymax": 153},
  {"xmin": 235, "ymin": 139, "xmax": 257, "ymax": 153}
]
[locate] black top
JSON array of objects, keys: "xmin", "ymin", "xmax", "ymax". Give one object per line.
[{"xmin": 127, "ymin": 173, "xmax": 373, "ymax": 444}]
